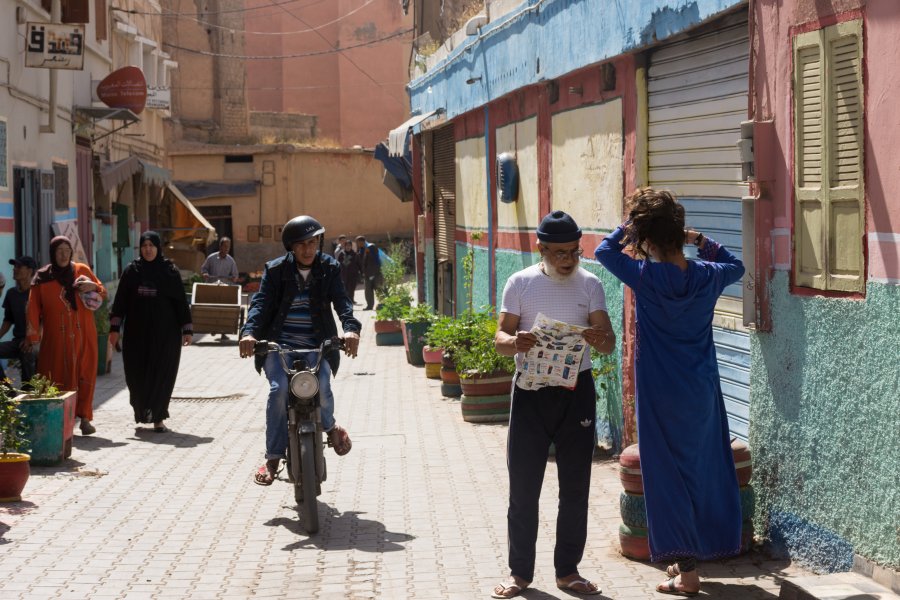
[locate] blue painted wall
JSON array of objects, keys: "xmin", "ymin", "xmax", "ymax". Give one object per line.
[
  {"xmin": 409, "ymin": 0, "xmax": 744, "ymax": 120},
  {"xmin": 750, "ymin": 273, "xmax": 900, "ymax": 571}
]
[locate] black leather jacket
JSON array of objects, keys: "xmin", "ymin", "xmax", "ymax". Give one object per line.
[{"xmin": 241, "ymin": 251, "xmax": 361, "ymax": 374}]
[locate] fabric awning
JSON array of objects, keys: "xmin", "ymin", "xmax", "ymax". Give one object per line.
[
  {"xmin": 387, "ymin": 109, "xmax": 440, "ymax": 156},
  {"xmin": 164, "ymin": 182, "xmax": 217, "ymax": 245},
  {"xmin": 173, "ymin": 180, "xmax": 258, "ymax": 200},
  {"xmin": 99, "ymin": 157, "xmax": 172, "ymax": 193}
]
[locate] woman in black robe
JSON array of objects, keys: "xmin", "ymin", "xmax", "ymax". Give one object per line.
[{"xmin": 109, "ymin": 232, "xmax": 192, "ymax": 432}]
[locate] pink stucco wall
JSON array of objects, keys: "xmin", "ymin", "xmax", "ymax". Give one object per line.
[
  {"xmin": 244, "ymin": 0, "xmax": 412, "ymax": 148},
  {"xmin": 752, "ymin": 0, "xmax": 900, "ymax": 281}
]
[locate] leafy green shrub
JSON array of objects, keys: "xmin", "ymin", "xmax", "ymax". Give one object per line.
[
  {"xmin": 426, "ymin": 310, "xmax": 514, "ymax": 374},
  {"xmin": 0, "ymin": 386, "xmax": 28, "ymax": 455},
  {"xmin": 21, "ymin": 374, "xmax": 61, "ymax": 399},
  {"xmin": 404, "ymin": 303, "xmax": 435, "ymax": 325},
  {"xmin": 375, "ymin": 292, "xmax": 412, "ymax": 321},
  {"xmin": 381, "ymin": 241, "xmax": 410, "ymax": 298},
  {"xmin": 94, "ymin": 299, "xmax": 111, "ymax": 335},
  {"xmin": 453, "ymin": 311, "xmax": 515, "ymax": 375}
]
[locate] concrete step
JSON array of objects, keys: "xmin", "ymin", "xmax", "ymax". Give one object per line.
[{"xmin": 779, "ymin": 572, "xmax": 900, "ymax": 600}]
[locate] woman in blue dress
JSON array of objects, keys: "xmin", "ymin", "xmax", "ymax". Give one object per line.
[{"xmin": 595, "ymin": 188, "xmax": 745, "ymax": 596}]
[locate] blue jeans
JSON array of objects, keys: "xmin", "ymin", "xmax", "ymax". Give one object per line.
[{"xmin": 263, "ymin": 350, "xmax": 336, "ymax": 460}]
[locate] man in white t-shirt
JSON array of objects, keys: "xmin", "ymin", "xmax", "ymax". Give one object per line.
[{"xmin": 491, "ymin": 211, "xmax": 616, "ymax": 599}]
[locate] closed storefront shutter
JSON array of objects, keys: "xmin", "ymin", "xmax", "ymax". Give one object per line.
[
  {"xmin": 648, "ymin": 10, "xmax": 752, "ymax": 440},
  {"xmin": 432, "ymin": 126, "xmax": 456, "ymax": 262}
]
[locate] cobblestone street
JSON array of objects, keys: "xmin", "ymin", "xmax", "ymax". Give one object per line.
[{"xmin": 0, "ymin": 311, "xmax": 811, "ymax": 599}]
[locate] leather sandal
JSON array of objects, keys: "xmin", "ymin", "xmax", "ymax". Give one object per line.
[
  {"xmin": 327, "ymin": 425, "xmax": 352, "ymax": 456},
  {"xmin": 253, "ymin": 459, "xmax": 281, "ymax": 486}
]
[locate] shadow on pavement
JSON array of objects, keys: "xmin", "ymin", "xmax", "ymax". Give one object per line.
[
  {"xmin": 29, "ymin": 457, "xmax": 87, "ymax": 475},
  {"xmin": 701, "ymin": 582, "xmax": 779, "ymax": 598},
  {"xmin": 73, "ymin": 435, "xmax": 128, "ymax": 451},
  {"xmin": 0, "ymin": 500, "xmax": 38, "ymax": 517},
  {"xmin": 0, "ymin": 520, "xmax": 9, "ymax": 544},
  {"xmin": 267, "ymin": 507, "xmax": 415, "ymax": 553},
  {"xmin": 129, "ymin": 428, "xmax": 214, "ymax": 447}
]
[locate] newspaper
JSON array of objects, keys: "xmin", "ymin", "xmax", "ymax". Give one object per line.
[{"xmin": 516, "ymin": 313, "xmax": 589, "ymax": 391}]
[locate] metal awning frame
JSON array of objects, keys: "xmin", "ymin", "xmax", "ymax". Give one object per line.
[
  {"xmin": 387, "ymin": 108, "xmax": 442, "ymax": 156},
  {"xmin": 75, "ymin": 106, "xmax": 140, "ymax": 141}
]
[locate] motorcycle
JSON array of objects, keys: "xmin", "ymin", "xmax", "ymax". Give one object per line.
[{"xmin": 254, "ymin": 337, "xmax": 345, "ymax": 533}]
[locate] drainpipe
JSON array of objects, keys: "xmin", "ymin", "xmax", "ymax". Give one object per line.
[
  {"xmin": 40, "ymin": 0, "xmax": 60, "ymax": 134},
  {"xmin": 484, "ymin": 106, "xmax": 494, "ymax": 307}
]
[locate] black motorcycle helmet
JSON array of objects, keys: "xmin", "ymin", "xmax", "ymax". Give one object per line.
[{"xmin": 281, "ymin": 215, "xmax": 325, "ymax": 251}]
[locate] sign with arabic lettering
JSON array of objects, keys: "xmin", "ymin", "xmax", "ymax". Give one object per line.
[
  {"xmin": 146, "ymin": 86, "xmax": 171, "ymax": 110},
  {"xmin": 25, "ymin": 22, "xmax": 85, "ymax": 70},
  {"xmin": 96, "ymin": 66, "xmax": 147, "ymax": 114}
]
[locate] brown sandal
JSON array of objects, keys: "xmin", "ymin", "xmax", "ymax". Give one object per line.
[
  {"xmin": 327, "ymin": 425, "xmax": 352, "ymax": 456},
  {"xmin": 666, "ymin": 563, "xmax": 681, "ymax": 578},
  {"xmin": 253, "ymin": 459, "xmax": 281, "ymax": 486}
]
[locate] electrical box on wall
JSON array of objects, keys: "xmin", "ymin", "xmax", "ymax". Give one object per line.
[
  {"xmin": 496, "ymin": 152, "xmax": 519, "ymax": 203},
  {"xmin": 737, "ymin": 120, "xmax": 755, "ymax": 182}
]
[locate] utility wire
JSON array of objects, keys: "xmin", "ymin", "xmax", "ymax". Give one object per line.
[
  {"xmin": 262, "ymin": 0, "xmax": 410, "ymax": 111},
  {"xmin": 179, "ymin": 0, "xmax": 377, "ymax": 36},
  {"xmin": 113, "ymin": 0, "xmax": 329, "ymax": 17},
  {"xmin": 164, "ymin": 28, "xmax": 413, "ymax": 59}
]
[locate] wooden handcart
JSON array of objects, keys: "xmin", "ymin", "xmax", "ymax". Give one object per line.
[{"xmin": 190, "ymin": 282, "xmax": 245, "ymax": 338}]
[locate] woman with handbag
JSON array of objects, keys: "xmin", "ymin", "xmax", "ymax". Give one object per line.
[{"xmin": 26, "ymin": 236, "xmax": 106, "ymax": 435}]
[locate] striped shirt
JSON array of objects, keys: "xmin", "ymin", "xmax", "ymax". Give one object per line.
[
  {"xmin": 276, "ymin": 270, "xmax": 317, "ymax": 349},
  {"xmin": 500, "ymin": 264, "xmax": 607, "ymax": 372}
]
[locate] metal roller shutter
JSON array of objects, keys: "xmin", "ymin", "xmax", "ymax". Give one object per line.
[
  {"xmin": 432, "ymin": 126, "xmax": 456, "ymax": 262},
  {"xmin": 648, "ymin": 10, "xmax": 752, "ymax": 441}
]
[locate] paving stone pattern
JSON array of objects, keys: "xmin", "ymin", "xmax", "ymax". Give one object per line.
[{"xmin": 0, "ymin": 312, "xmax": 813, "ymax": 599}]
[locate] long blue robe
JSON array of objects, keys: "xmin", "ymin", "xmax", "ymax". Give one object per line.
[{"xmin": 595, "ymin": 226, "xmax": 745, "ymax": 562}]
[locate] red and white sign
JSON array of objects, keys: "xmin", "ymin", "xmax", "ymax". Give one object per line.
[{"xmin": 96, "ymin": 66, "xmax": 147, "ymax": 114}]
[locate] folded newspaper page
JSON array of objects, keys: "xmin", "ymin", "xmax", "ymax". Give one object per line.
[{"xmin": 516, "ymin": 313, "xmax": 588, "ymax": 391}]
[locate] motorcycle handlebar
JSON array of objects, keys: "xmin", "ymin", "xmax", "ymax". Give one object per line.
[{"xmin": 253, "ymin": 337, "xmax": 345, "ymax": 357}]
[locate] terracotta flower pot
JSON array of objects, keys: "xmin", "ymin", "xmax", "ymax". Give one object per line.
[
  {"xmin": 619, "ymin": 439, "xmax": 752, "ymax": 494},
  {"xmin": 459, "ymin": 370, "xmax": 514, "ymax": 397},
  {"xmin": 373, "ymin": 319, "xmax": 402, "ymax": 334},
  {"xmin": 374, "ymin": 319, "xmax": 403, "ymax": 346},
  {"xmin": 0, "ymin": 453, "xmax": 31, "ymax": 502},
  {"xmin": 422, "ymin": 346, "xmax": 444, "ymax": 365}
]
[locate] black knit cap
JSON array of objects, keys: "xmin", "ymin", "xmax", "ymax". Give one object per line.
[{"xmin": 536, "ymin": 210, "xmax": 582, "ymax": 243}]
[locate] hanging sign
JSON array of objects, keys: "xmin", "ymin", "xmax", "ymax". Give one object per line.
[
  {"xmin": 96, "ymin": 66, "xmax": 148, "ymax": 114},
  {"xmin": 25, "ymin": 22, "xmax": 85, "ymax": 70},
  {"xmin": 146, "ymin": 86, "xmax": 171, "ymax": 110}
]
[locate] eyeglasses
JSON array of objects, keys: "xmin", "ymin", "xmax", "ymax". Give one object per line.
[{"xmin": 541, "ymin": 246, "xmax": 584, "ymax": 261}]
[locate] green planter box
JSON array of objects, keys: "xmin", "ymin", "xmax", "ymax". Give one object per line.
[
  {"xmin": 97, "ymin": 334, "xmax": 112, "ymax": 376},
  {"xmin": 16, "ymin": 391, "xmax": 77, "ymax": 465}
]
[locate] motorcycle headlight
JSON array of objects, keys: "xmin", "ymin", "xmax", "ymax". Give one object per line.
[{"xmin": 290, "ymin": 372, "xmax": 319, "ymax": 399}]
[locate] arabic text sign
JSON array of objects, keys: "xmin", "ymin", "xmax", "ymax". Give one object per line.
[
  {"xmin": 25, "ymin": 22, "xmax": 85, "ymax": 70},
  {"xmin": 96, "ymin": 66, "xmax": 148, "ymax": 114}
]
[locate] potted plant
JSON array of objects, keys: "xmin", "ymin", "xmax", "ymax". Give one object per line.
[
  {"xmin": 95, "ymin": 298, "xmax": 112, "ymax": 375},
  {"xmin": 0, "ymin": 382, "xmax": 30, "ymax": 501},
  {"xmin": 443, "ymin": 310, "xmax": 516, "ymax": 423},
  {"xmin": 374, "ymin": 292, "xmax": 411, "ymax": 346},
  {"xmin": 15, "ymin": 374, "xmax": 77, "ymax": 465},
  {"xmin": 400, "ymin": 303, "xmax": 435, "ymax": 366},
  {"xmin": 424, "ymin": 314, "xmax": 468, "ymax": 396}
]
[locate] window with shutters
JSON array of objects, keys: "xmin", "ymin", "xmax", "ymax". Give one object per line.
[
  {"xmin": 53, "ymin": 163, "xmax": 69, "ymax": 211},
  {"xmin": 95, "ymin": 0, "xmax": 107, "ymax": 42},
  {"xmin": 792, "ymin": 19, "xmax": 864, "ymax": 293}
]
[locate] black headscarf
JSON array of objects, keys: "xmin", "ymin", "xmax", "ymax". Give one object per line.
[
  {"xmin": 33, "ymin": 236, "xmax": 77, "ymax": 309},
  {"xmin": 136, "ymin": 231, "xmax": 166, "ymax": 273}
]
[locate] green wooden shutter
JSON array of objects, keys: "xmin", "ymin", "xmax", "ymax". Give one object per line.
[
  {"xmin": 825, "ymin": 20, "xmax": 864, "ymax": 292},
  {"xmin": 793, "ymin": 20, "xmax": 864, "ymax": 292},
  {"xmin": 793, "ymin": 31, "xmax": 826, "ymax": 289}
]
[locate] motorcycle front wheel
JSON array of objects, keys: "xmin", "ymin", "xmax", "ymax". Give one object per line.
[{"xmin": 298, "ymin": 432, "xmax": 319, "ymax": 533}]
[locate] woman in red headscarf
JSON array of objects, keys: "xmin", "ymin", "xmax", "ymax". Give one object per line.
[{"xmin": 26, "ymin": 236, "xmax": 107, "ymax": 434}]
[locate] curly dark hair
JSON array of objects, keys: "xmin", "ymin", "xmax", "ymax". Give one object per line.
[{"xmin": 622, "ymin": 188, "xmax": 686, "ymax": 260}]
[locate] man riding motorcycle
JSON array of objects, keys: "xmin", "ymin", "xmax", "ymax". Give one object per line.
[{"xmin": 239, "ymin": 215, "xmax": 361, "ymax": 486}]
